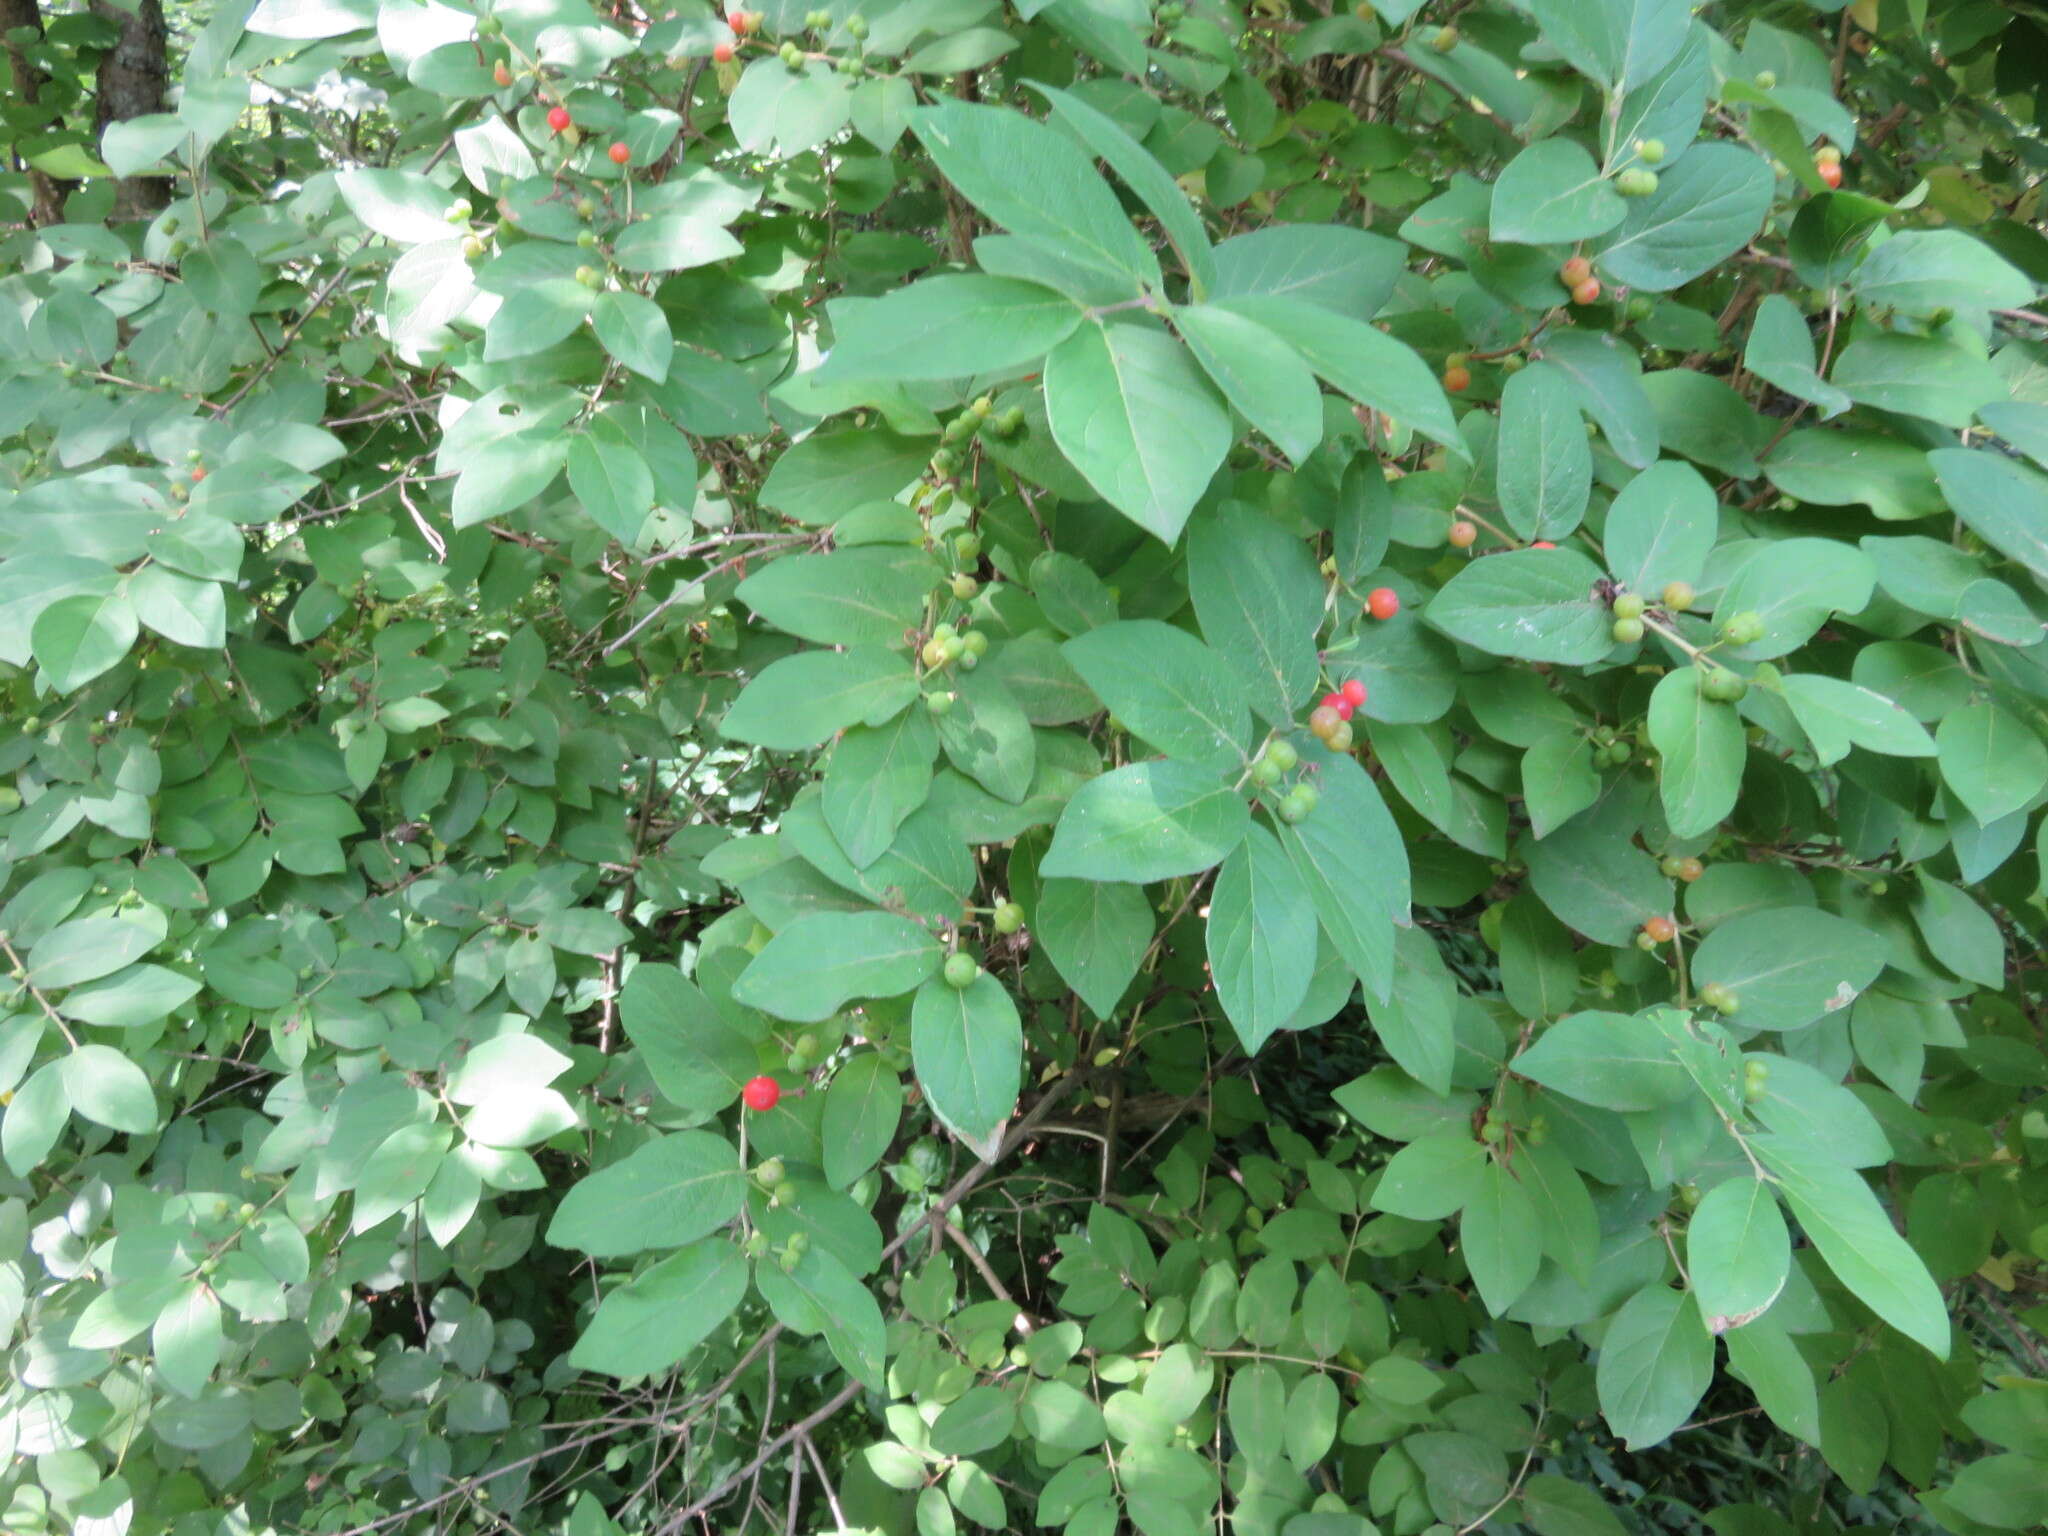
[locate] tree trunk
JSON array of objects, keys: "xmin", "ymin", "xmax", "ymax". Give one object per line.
[
  {"xmin": 0, "ymin": 0, "xmax": 67, "ymax": 225},
  {"xmin": 91, "ymin": 0, "xmax": 171, "ymax": 220}
]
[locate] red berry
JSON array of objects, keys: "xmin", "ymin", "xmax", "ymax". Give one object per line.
[
  {"xmin": 1340, "ymin": 678, "xmax": 1367, "ymax": 708},
  {"xmin": 742, "ymin": 1075, "xmax": 780, "ymax": 1111},
  {"xmin": 1443, "ymin": 364, "xmax": 1471, "ymax": 393},
  {"xmin": 190, "ymin": 466, "xmax": 207, "ymax": 482},
  {"xmin": 713, "ymin": 39, "xmax": 735, "ymax": 60},
  {"xmin": 1571, "ymin": 277, "xmax": 1602, "ymax": 305},
  {"xmin": 1367, "ymin": 587, "xmax": 1399, "ymax": 621},
  {"xmin": 1817, "ymin": 160, "xmax": 1842, "ymax": 189},
  {"xmin": 493, "ymin": 61, "xmax": 513, "ymax": 87},
  {"xmin": 547, "ymin": 105, "xmax": 572, "ymax": 133},
  {"xmin": 1447, "ymin": 519, "xmax": 1477, "ymax": 549},
  {"xmin": 1643, "ymin": 916, "xmax": 1676, "ymax": 944},
  {"xmin": 609, "ymin": 141, "xmax": 631, "ymax": 165},
  {"xmin": 1531, "ymin": 540, "xmax": 1556, "ymax": 549},
  {"xmin": 1320, "ymin": 690, "xmax": 1354, "ymax": 721}
]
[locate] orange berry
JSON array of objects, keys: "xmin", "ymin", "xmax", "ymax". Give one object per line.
[
  {"xmin": 190, "ymin": 466, "xmax": 207, "ymax": 482},
  {"xmin": 609, "ymin": 141, "xmax": 631, "ymax": 165},
  {"xmin": 1571, "ymin": 277, "xmax": 1602, "ymax": 305},
  {"xmin": 1530, "ymin": 540, "xmax": 1556, "ymax": 550},
  {"xmin": 493, "ymin": 60, "xmax": 513, "ymax": 87},
  {"xmin": 1644, "ymin": 916, "xmax": 1676, "ymax": 944},
  {"xmin": 1443, "ymin": 364, "xmax": 1471, "ymax": 393},
  {"xmin": 713, "ymin": 39, "xmax": 735, "ymax": 60},
  {"xmin": 1367, "ymin": 587, "xmax": 1400, "ymax": 621},
  {"xmin": 1817, "ymin": 160, "xmax": 1842, "ymax": 188},
  {"xmin": 1560, "ymin": 256, "xmax": 1592, "ymax": 287},
  {"xmin": 1447, "ymin": 519, "xmax": 1477, "ymax": 549},
  {"xmin": 1678, "ymin": 857, "xmax": 1705, "ymax": 882}
]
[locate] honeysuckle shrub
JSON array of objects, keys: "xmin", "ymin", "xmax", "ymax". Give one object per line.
[{"xmin": 3, "ymin": 0, "xmax": 2048, "ymax": 1534}]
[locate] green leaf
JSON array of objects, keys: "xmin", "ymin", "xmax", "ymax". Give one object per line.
[
  {"xmin": 1687, "ymin": 1176, "xmax": 1790, "ymax": 1331},
  {"xmin": 1365, "ymin": 925, "xmax": 1457, "ymax": 1095},
  {"xmin": 568, "ymin": 1239, "xmax": 748, "ymax": 1378},
  {"xmin": 1723, "ymin": 1316, "xmax": 1820, "ymax": 1446},
  {"xmin": 566, "ymin": 432, "xmax": 654, "ymax": 545},
  {"xmin": 591, "ymin": 290, "xmax": 674, "ymax": 382},
  {"xmin": 817, "ymin": 276, "xmax": 1082, "ymax": 382},
  {"xmin": 1214, "ymin": 297, "xmax": 1466, "ymax": 462},
  {"xmin": 130, "ymin": 567, "xmax": 227, "ymax": 650},
  {"xmin": 55, "ymin": 963, "xmax": 201, "ymax": 1028},
  {"xmin": 1426, "ymin": 548, "xmax": 1613, "ymax": 664},
  {"xmin": 1525, "ymin": 817, "xmax": 1671, "ymax": 944},
  {"xmin": 352, "ymin": 1122, "xmax": 453, "ymax": 1231},
  {"xmin": 1273, "ymin": 743, "xmax": 1407, "ymax": 1004},
  {"xmin": 1373, "ymin": 1128, "xmax": 1487, "ymax": 1220},
  {"xmin": 1043, "ymin": 321, "xmax": 1230, "ymax": 545},
  {"xmin": 1929, "ymin": 447, "xmax": 2048, "ymax": 591},
  {"xmin": 1715, "ymin": 538, "xmax": 1877, "ymax": 661},
  {"xmin": 1510, "ymin": 1010, "xmax": 1694, "ymax": 1112},
  {"xmin": 1603, "ymin": 460, "xmax": 1717, "ymax": 596},
  {"xmin": 822, "ymin": 707, "xmax": 939, "ymax": 868},
  {"xmin": 728, "ymin": 58, "xmax": 853, "ymax": 155},
  {"xmin": 733, "ymin": 911, "xmax": 943, "ymax": 1023},
  {"xmin": 611, "ymin": 213, "xmax": 744, "ymax": 274},
  {"xmin": 1521, "ymin": 1475, "xmax": 1628, "ymax": 1536},
  {"xmin": 545, "ymin": 1132, "xmax": 744, "ymax": 1257},
  {"xmin": 32, "ymin": 589, "xmax": 137, "ymax": 693},
  {"xmin": 1034, "ymin": 877, "xmax": 1153, "ymax": 1020},
  {"xmin": 335, "ymin": 167, "xmax": 456, "ymax": 243},
  {"xmin": 449, "ymin": 430, "xmax": 567, "ymax": 529},
  {"xmin": 1209, "ymin": 224, "xmax": 1405, "ymax": 319},
  {"xmin": 1, "ymin": 1060, "xmax": 68, "ymax": 1176},
  {"xmin": 755, "ymin": 1245, "xmax": 888, "ymax": 1390},
  {"xmin": 1228, "ymin": 1362, "xmax": 1286, "ymax": 1465},
  {"xmin": 483, "ymin": 279, "xmax": 591, "ymax": 362},
  {"xmin": 1743, "ymin": 293, "xmax": 1851, "ymax": 419},
  {"xmin": 1526, "ymin": 0, "xmax": 1690, "ymax": 90},
  {"xmin": 909, "ymin": 101, "xmax": 1161, "ymax": 292},
  {"xmin": 619, "ymin": 966, "xmax": 756, "ymax": 1114},
  {"xmin": 59, "ymin": 1044, "xmax": 157, "ymax": 1133},
  {"xmin": 1647, "ymin": 667, "xmax": 1744, "ymax": 838},
  {"xmin": 721, "ymin": 647, "xmax": 917, "ymax": 751},
  {"xmin": 911, "ymin": 972, "xmax": 1021, "ymax": 1161},
  {"xmin": 1462, "ymin": 1161, "xmax": 1543, "ymax": 1315},
  {"xmin": 1595, "ymin": 1283, "xmax": 1713, "ymax": 1450},
  {"xmin": 1537, "ymin": 330, "xmax": 1659, "ymax": 469},
  {"xmin": 1173, "ymin": 304, "xmax": 1324, "ymax": 465},
  {"xmin": 1031, "ymin": 83, "xmax": 1216, "ymax": 297},
  {"xmin": 931, "ymin": 1386, "xmax": 1017, "ymax": 1458},
  {"xmin": 1062, "ymin": 620, "xmax": 1252, "ymax": 774},
  {"xmin": 1206, "ymin": 824, "xmax": 1317, "ymax": 1053},
  {"xmin": 1768, "ymin": 428, "xmax": 1942, "ymax": 521},
  {"xmin": 1936, "ymin": 701, "xmax": 2048, "ymax": 826},
  {"xmin": 736, "ymin": 547, "xmax": 937, "ymax": 649},
  {"xmin": 935, "ymin": 673, "xmax": 1037, "ymax": 803},
  {"xmin": 1496, "ymin": 363, "xmax": 1592, "ymax": 541},
  {"xmin": 1689, "ymin": 908, "xmax": 1887, "ymax": 1030},
  {"xmin": 1041, "ymin": 760, "xmax": 1250, "ymax": 883},
  {"xmin": 1753, "ymin": 1135, "xmax": 1949, "ymax": 1357},
  {"xmin": 1830, "ymin": 335, "xmax": 2006, "ymax": 428},
  {"xmin": 1910, "ymin": 875, "xmax": 2005, "ymax": 989},
  {"xmin": 1594, "ymin": 145, "xmax": 1775, "ymax": 292},
  {"xmin": 821, "ymin": 1052, "xmax": 904, "ymax": 1188},
  {"xmin": 1187, "ymin": 501, "xmax": 1325, "ymax": 726},
  {"xmin": 1499, "ymin": 895, "xmax": 1579, "ymax": 1020},
  {"xmin": 1850, "ymin": 230, "xmax": 2037, "ymax": 319},
  {"xmin": 26, "ymin": 914, "xmax": 166, "ymax": 989},
  {"xmin": 153, "ymin": 1281, "xmax": 224, "ymax": 1399},
  {"xmin": 1521, "ymin": 732, "xmax": 1601, "ymax": 840},
  {"xmin": 1778, "ymin": 675, "xmax": 1935, "ymax": 766},
  {"xmin": 1490, "ymin": 139, "xmax": 1627, "ymax": 246}
]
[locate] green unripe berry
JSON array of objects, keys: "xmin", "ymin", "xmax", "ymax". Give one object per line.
[
  {"xmin": 1662, "ymin": 581, "xmax": 1695, "ymax": 611},
  {"xmin": 1636, "ymin": 931, "xmax": 1658, "ymax": 951},
  {"xmin": 930, "ymin": 448, "xmax": 957, "ymax": 476},
  {"xmin": 1278, "ymin": 783, "xmax": 1320, "ymax": 823},
  {"xmin": 1636, "ymin": 138, "xmax": 1665, "ymax": 164},
  {"xmin": 1720, "ymin": 610, "xmax": 1765, "ymax": 646},
  {"xmin": 237, "ymin": 1202, "xmax": 257, "ymax": 1221},
  {"xmin": 446, "ymin": 199, "xmax": 472, "ymax": 222},
  {"xmin": 1265, "ymin": 739, "xmax": 1298, "ymax": 773},
  {"xmin": 926, "ymin": 690, "xmax": 954, "ymax": 715},
  {"xmin": 1626, "ymin": 295, "xmax": 1654, "ymax": 322},
  {"xmin": 1701, "ymin": 983, "xmax": 1739, "ymax": 1015},
  {"xmin": 577, "ymin": 230, "xmax": 597, "ymax": 249},
  {"xmin": 1661, "ymin": 855, "xmax": 1686, "ymax": 878},
  {"xmin": 950, "ymin": 573, "xmax": 979, "ymax": 601},
  {"xmin": 954, "ymin": 531, "xmax": 981, "ymax": 562},
  {"xmin": 1430, "ymin": 24, "xmax": 1458, "ymax": 51},
  {"xmin": 961, "ymin": 629, "xmax": 988, "ymax": 658},
  {"xmin": 846, "ymin": 13, "xmax": 867, "ymax": 37},
  {"xmin": 576, "ymin": 197, "xmax": 596, "ymax": 219},
  {"xmin": 933, "ymin": 622, "xmax": 957, "ymax": 642},
  {"xmin": 781, "ymin": 39, "xmax": 803, "ymax": 66},
  {"xmin": 755, "ymin": 1156, "xmax": 786, "ymax": 1186},
  {"xmin": 993, "ymin": 901, "xmax": 1024, "ymax": 935},
  {"xmin": 1613, "ymin": 593, "xmax": 1646, "ymax": 621},
  {"xmin": 1606, "ymin": 740, "xmax": 1632, "ymax": 765},
  {"xmin": 1611, "ymin": 617, "xmax": 1645, "ymax": 644},
  {"xmin": 478, "ymin": 14, "xmax": 502, "ymax": 34},
  {"xmin": 575, "ymin": 265, "xmax": 602, "ymax": 288},
  {"xmin": 1754, "ymin": 69, "xmax": 1776, "ymax": 89},
  {"xmin": 996, "ymin": 406, "xmax": 1026, "ymax": 435},
  {"xmin": 921, "ymin": 639, "xmax": 948, "ymax": 668},
  {"xmin": 943, "ymin": 952, "xmax": 980, "ymax": 989},
  {"xmin": 1250, "ymin": 756, "xmax": 1284, "ymax": 788},
  {"xmin": 969, "ymin": 395, "xmax": 993, "ymax": 419},
  {"xmin": 1617, "ymin": 168, "xmax": 1660, "ymax": 197},
  {"xmin": 940, "ymin": 635, "xmax": 965, "ymax": 662},
  {"xmin": 1480, "ymin": 1119, "xmax": 1505, "ymax": 1144}
]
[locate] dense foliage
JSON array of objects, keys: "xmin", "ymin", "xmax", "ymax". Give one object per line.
[{"xmin": 4, "ymin": 0, "xmax": 2048, "ymax": 1534}]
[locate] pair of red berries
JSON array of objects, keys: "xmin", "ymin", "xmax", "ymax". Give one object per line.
[
  {"xmin": 1560, "ymin": 256, "xmax": 1601, "ymax": 306},
  {"xmin": 1321, "ymin": 679, "xmax": 1367, "ymax": 719}
]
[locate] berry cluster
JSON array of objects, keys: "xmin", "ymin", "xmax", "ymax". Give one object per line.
[
  {"xmin": 1307, "ymin": 678, "xmax": 1366, "ymax": 752},
  {"xmin": 1616, "ymin": 167, "xmax": 1659, "ymax": 197},
  {"xmin": 1560, "ymin": 255, "xmax": 1600, "ymax": 306},
  {"xmin": 1816, "ymin": 144, "xmax": 1844, "ymax": 188},
  {"xmin": 920, "ymin": 622, "xmax": 987, "ymax": 675},
  {"xmin": 1606, "ymin": 579, "xmax": 1698, "ymax": 645},
  {"xmin": 1704, "ymin": 983, "xmax": 1741, "ymax": 1017},
  {"xmin": 1442, "ymin": 354, "xmax": 1470, "ymax": 393},
  {"xmin": 1659, "ymin": 854, "xmax": 1706, "ymax": 883},
  {"xmin": 1247, "ymin": 739, "xmax": 1318, "ymax": 822}
]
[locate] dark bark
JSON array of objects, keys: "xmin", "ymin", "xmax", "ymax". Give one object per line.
[
  {"xmin": 0, "ymin": 0, "xmax": 67, "ymax": 224},
  {"xmin": 91, "ymin": 0, "xmax": 171, "ymax": 220}
]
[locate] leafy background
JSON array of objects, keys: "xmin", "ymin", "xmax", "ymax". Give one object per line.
[{"xmin": 2, "ymin": 0, "xmax": 2048, "ymax": 1534}]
